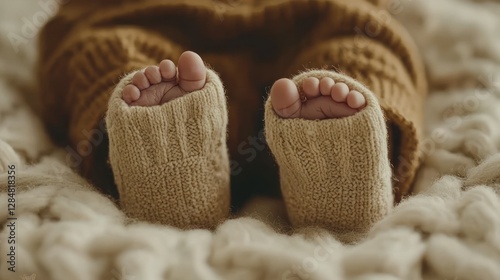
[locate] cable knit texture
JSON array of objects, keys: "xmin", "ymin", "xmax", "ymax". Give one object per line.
[
  {"xmin": 36, "ymin": 0, "xmax": 426, "ymax": 201},
  {"xmin": 106, "ymin": 69, "xmax": 230, "ymax": 228},
  {"xmin": 1, "ymin": 0, "xmax": 500, "ymax": 279},
  {"xmin": 265, "ymin": 70, "xmax": 392, "ymax": 235}
]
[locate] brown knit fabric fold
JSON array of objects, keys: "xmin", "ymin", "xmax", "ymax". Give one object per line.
[
  {"xmin": 38, "ymin": 26, "xmax": 183, "ymax": 195},
  {"xmin": 37, "ymin": 0, "xmax": 426, "ymax": 204}
]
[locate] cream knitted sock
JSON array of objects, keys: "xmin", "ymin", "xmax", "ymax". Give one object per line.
[
  {"xmin": 106, "ymin": 69, "xmax": 230, "ymax": 229},
  {"xmin": 265, "ymin": 70, "xmax": 393, "ymax": 235}
]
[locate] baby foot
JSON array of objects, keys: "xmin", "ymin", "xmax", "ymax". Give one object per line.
[
  {"xmin": 270, "ymin": 77, "xmax": 366, "ymax": 119},
  {"xmin": 122, "ymin": 51, "xmax": 206, "ymax": 106},
  {"xmin": 264, "ymin": 71, "xmax": 392, "ymax": 236},
  {"xmin": 108, "ymin": 56, "xmax": 230, "ymax": 228}
]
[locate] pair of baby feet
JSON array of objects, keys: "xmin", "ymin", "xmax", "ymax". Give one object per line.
[{"xmin": 122, "ymin": 51, "xmax": 366, "ymax": 119}]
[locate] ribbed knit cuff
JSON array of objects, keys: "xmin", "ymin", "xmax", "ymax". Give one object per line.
[
  {"xmin": 106, "ymin": 69, "xmax": 230, "ymax": 228},
  {"xmin": 265, "ymin": 70, "xmax": 393, "ymax": 234}
]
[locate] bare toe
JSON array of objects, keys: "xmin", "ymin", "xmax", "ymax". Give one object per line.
[
  {"xmin": 270, "ymin": 78, "xmax": 302, "ymax": 118},
  {"xmin": 159, "ymin": 59, "xmax": 177, "ymax": 81},
  {"xmin": 132, "ymin": 72, "xmax": 150, "ymax": 90},
  {"xmin": 144, "ymin": 66, "xmax": 162, "ymax": 84},
  {"xmin": 319, "ymin": 77, "xmax": 335, "ymax": 96},
  {"xmin": 122, "ymin": 84, "xmax": 141, "ymax": 104},
  {"xmin": 347, "ymin": 90, "xmax": 366, "ymax": 109},
  {"xmin": 178, "ymin": 51, "xmax": 206, "ymax": 92},
  {"xmin": 302, "ymin": 77, "xmax": 321, "ymax": 99},
  {"xmin": 331, "ymin": 82, "xmax": 349, "ymax": 103}
]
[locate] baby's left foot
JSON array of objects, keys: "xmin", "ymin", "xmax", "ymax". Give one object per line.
[
  {"xmin": 265, "ymin": 71, "xmax": 392, "ymax": 240},
  {"xmin": 270, "ymin": 77, "xmax": 366, "ymax": 119}
]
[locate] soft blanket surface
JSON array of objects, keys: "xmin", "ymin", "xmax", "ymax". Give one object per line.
[{"xmin": 1, "ymin": 0, "xmax": 500, "ymax": 279}]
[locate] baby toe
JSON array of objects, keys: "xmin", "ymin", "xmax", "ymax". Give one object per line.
[
  {"xmin": 302, "ymin": 77, "xmax": 320, "ymax": 98},
  {"xmin": 132, "ymin": 72, "xmax": 150, "ymax": 90},
  {"xmin": 144, "ymin": 66, "xmax": 162, "ymax": 84},
  {"xmin": 122, "ymin": 84, "xmax": 141, "ymax": 103},
  {"xmin": 346, "ymin": 90, "xmax": 366, "ymax": 109},
  {"xmin": 331, "ymin": 82, "xmax": 349, "ymax": 103},
  {"xmin": 159, "ymin": 59, "xmax": 177, "ymax": 81},
  {"xmin": 319, "ymin": 77, "xmax": 335, "ymax": 96}
]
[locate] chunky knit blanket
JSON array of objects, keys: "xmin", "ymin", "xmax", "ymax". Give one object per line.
[{"xmin": 1, "ymin": 0, "xmax": 500, "ymax": 279}]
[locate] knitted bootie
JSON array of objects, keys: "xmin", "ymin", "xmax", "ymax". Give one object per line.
[
  {"xmin": 265, "ymin": 70, "xmax": 393, "ymax": 234},
  {"xmin": 106, "ymin": 69, "xmax": 230, "ymax": 229}
]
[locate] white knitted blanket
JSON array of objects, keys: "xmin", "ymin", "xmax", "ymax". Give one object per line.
[{"xmin": 1, "ymin": 0, "xmax": 500, "ymax": 279}]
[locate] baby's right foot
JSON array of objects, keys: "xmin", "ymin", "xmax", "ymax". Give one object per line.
[{"xmin": 122, "ymin": 51, "xmax": 206, "ymax": 106}]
